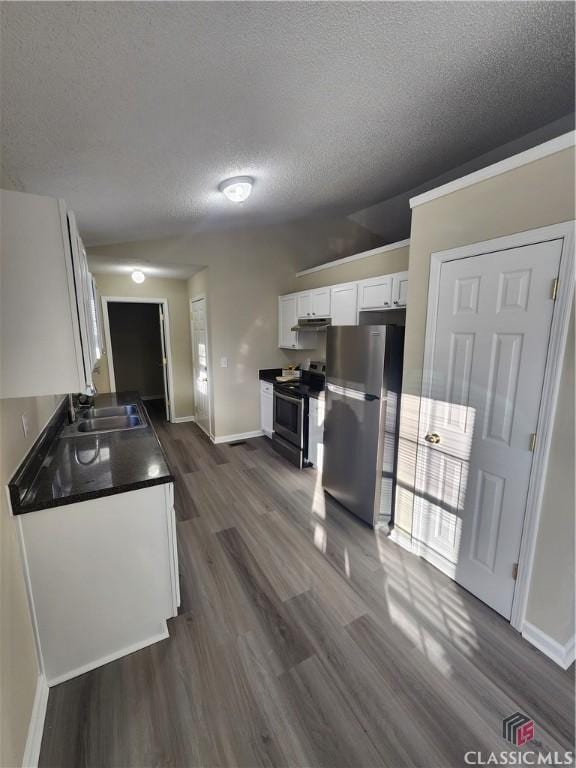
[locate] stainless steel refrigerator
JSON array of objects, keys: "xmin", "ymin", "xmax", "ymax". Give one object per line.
[{"xmin": 323, "ymin": 325, "xmax": 404, "ymax": 528}]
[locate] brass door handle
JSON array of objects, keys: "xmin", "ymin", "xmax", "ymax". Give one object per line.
[{"xmin": 424, "ymin": 432, "xmax": 441, "ymax": 444}]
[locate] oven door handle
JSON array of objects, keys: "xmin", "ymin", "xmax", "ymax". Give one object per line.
[{"xmin": 274, "ymin": 390, "xmax": 302, "ymax": 406}]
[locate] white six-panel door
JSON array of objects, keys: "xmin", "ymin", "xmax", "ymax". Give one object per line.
[
  {"xmin": 413, "ymin": 239, "xmax": 563, "ymax": 619},
  {"xmin": 191, "ymin": 297, "xmax": 211, "ymax": 436}
]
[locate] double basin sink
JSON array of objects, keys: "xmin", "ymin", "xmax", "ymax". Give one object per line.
[{"xmin": 60, "ymin": 404, "xmax": 147, "ymax": 437}]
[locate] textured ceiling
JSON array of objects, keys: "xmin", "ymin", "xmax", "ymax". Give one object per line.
[{"xmin": 1, "ymin": 1, "xmax": 574, "ymax": 246}]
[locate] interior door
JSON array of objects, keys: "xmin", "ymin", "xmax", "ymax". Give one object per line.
[
  {"xmin": 191, "ymin": 298, "xmax": 210, "ymax": 435},
  {"xmin": 414, "ymin": 239, "xmax": 562, "ymax": 619},
  {"xmin": 158, "ymin": 306, "xmax": 171, "ymax": 422}
]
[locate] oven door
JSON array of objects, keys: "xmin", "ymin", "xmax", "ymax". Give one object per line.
[{"xmin": 273, "ymin": 390, "xmax": 304, "ymax": 448}]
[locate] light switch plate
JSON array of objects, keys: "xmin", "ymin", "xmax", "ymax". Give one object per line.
[{"xmin": 220, "ymin": 357, "xmax": 228, "ymax": 368}]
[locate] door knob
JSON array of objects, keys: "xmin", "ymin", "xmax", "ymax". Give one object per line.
[{"xmin": 424, "ymin": 432, "xmax": 441, "ymax": 444}]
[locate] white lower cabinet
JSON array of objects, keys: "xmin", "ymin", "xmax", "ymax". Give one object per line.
[
  {"xmin": 18, "ymin": 483, "xmax": 179, "ymax": 685},
  {"xmin": 260, "ymin": 380, "xmax": 274, "ymax": 437},
  {"xmin": 308, "ymin": 396, "xmax": 325, "ymax": 469}
]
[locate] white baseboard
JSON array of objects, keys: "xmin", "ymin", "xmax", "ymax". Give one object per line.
[
  {"xmin": 522, "ymin": 620, "xmax": 576, "ymax": 670},
  {"xmin": 171, "ymin": 415, "xmax": 196, "ymax": 424},
  {"xmin": 212, "ymin": 429, "xmax": 264, "ymax": 444},
  {"xmin": 388, "ymin": 526, "xmax": 413, "ymax": 553},
  {"xmin": 22, "ymin": 674, "xmax": 49, "ymax": 768},
  {"xmin": 47, "ymin": 626, "xmax": 169, "ymax": 687}
]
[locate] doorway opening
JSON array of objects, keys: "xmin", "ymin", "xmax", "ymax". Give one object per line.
[{"xmin": 102, "ymin": 297, "xmax": 175, "ymax": 422}]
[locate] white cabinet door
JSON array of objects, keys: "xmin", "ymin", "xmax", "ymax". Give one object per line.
[
  {"xmin": 279, "ymin": 295, "xmax": 318, "ymax": 349},
  {"xmin": 358, "ymin": 275, "xmax": 393, "ymax": 310},
  {"xmin": 260, "ymin": 381, "xmax": 274, "ymax": 437},
  {"xmin": 19, "ymin": 484, "xmax": 176, "ymax": 684},
  {"xmin": 0, "ymin": 190, "xmax": 90, "ymax": 398},
  {"xmin": 297, "ymin": 292, "xmax": 313, "ymax": 318},
  {"xmin": 392, "ymin": 271, "xmax": 409, "ymax": 307},
  {"xmin": 330, "ymin": 283, "xmax": 358, "ymax": 325},
  {"xmin": 279, "ymin": 295, "xmax": 298, "ymax": 348},
  {"xmin": 312, "ymin": 288, "xmax": 331, "ymax": 317}
]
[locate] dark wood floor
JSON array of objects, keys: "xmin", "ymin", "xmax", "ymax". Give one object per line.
[{"xmin": 39, "ymin": 414, "xmax": 575, "ymax": 767}]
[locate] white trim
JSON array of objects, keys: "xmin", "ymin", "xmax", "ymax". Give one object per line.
[
  {"xmin": 171, "ymin": 415, "xmax": 196, "ymax": 423},
  {"xmin": 15, "ymin": 515, "xmax": 45, "ymax": 677},
  {"xmin": 522, "ymin": 621, "xmax": 576, "ymax": 670},
  {"xmin": 212, "ymin": 429, "xmax": 264, "ymax": 444},
  {"xmin": 415, "ymin": 221, "xmax": 575, "ymax": 633},
  {"xmin": 101, "ymin": 296, "xmax": 177, "ymax": 423},
  {"xmin": 388, "ymin": 526, "xmax": 413, "ymax": 554},
  {"xmin": 47, "ymin": 626, "xmax": 169, "ymax": 687},
  {"xmin": 190, "ymin": 295, "xmax": 213, "ymax": 436},
  {"xmin": 410, "ymin": 131, "xmax": 576, "ymax": 209},
  {"xmin": 22, "ymin": 674, "xmax": 49, "ymax": 768},
  {"xmin": 295, "ymin": 239, "xmax": 410, "ymax": 277}
]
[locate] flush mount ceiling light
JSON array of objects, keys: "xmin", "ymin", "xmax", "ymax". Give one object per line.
[
  {"xmin": 131, "ymin": 269, "xmax": 146, "ymax": 284},
  {"xmin": 218, "ymin": 176, "xmax": 254, "ymax": 203}
]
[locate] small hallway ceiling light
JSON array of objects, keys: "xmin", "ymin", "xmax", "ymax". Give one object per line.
[
  {"xmin": 131, "ymin": 270, "xmax": 146, "ymax": 284},
  {"xmin": 219, "ymin": 176, "xmax": 254, "ymax": 203}
]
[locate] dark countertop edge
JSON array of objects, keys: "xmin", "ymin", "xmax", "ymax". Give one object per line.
[
  {"xmin": 10, "ymin": 393, "xmax": 176, "ymax": 516},
  {"xmin": 12, "ymin": 474, "xmax": 175, "ymax": 515}
]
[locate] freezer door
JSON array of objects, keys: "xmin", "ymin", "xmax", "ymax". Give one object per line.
[
  {"xmin": 326, "ymin": 325, "xmax": 387, "ymax": 396},
  {"xmin": 322, "ymin": 386, "xmax": 385, "ymax": 526}
]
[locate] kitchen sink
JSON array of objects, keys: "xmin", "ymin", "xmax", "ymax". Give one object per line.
[
  {"xmin": 59, "ymin": 403, "xmax": 147, "ymax": 437},
  {"xmin": 77, "ymin": 415, "xmax": 144, "ymax": 433},
  {"xmin": 80, "ymin": 405, "xmax": 139, "ymax": 419}
]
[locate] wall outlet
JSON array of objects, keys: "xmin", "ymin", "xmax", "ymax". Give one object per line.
[
  {"xmin": 220, "ymin": 357, "xmax": 228, "ymax": 368},
  {"xmin": 21, "ymin": 413, "xmax": 29, "ymax": 438}
]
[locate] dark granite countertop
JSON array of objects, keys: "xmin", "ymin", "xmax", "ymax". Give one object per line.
[
  {"xmin": 9, "ymin": 392, "xmax": 174, "ymax": 515},
  {"xmin": 259, "ymin": 368, "xmax": 282, "ymax": 383}
]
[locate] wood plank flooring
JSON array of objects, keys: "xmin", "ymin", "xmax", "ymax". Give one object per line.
[{"xmin": 39, "ymin": 414, "xmax": 575, "ymax": 767}]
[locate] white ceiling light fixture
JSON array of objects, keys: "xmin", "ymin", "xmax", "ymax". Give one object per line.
[
  {"xmin": 131, "ymin": 269, "xmax": 146, "ymax": 284},
  {"xmin": 218, "ymin": 176, "xmax": 254, "ymax": 203}
]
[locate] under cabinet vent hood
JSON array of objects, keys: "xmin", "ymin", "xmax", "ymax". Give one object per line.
[{"xmin": 291, "ymin": 318, "xmax": 332, "ymax": 332}]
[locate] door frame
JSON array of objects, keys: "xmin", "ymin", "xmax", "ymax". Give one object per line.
[
  {"xmin": 415, "ymin": 220, "xmax": 575, "ymax": 632},
  {"xmin": 189, "ymin": 295, "xmax": 213, "ymax": 437},
  {"xmin": 101, "ymin": 296, "xmax": 177, "ymax": 423}
]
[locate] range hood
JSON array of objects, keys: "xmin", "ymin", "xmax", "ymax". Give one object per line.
[{"xmin": 291, "ymin": 317, "xmax": 332, "ymax": 332}]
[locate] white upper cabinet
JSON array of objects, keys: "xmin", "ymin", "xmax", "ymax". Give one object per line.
[
  {"xmin": 0, "ymin": 190, "xmax": 98, "ymax": 398},
  {"xmin": 330, "ymin": 283, "xmax": 358, "ymax": 325},
  {"xmin": 296, "ymin": 292, "xmax": 313, "ymax": 319},
  {"xmin": 392, "ymin": 271, "xmax": 409, "ymax": 307},
  {"xmin": 312, "ymin": 288, "xmax": 331, "ymax": 317},
  {"xmin": 278, "ymin": 270, "xmax": 408, "ymax": 347},
  {"xmin": 358, "ymin": 275, "xmax": 393, "ymax": 310},
  {"xmin": 278, "ymin": 295, "xmax": 317, "ymax": 349},
  {"xmin": 296, "ymin": 288, "xmax": 331, "ymax": 318}
]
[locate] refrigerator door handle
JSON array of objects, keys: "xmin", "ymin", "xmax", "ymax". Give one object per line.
[{"xmin": 326, "ymin": 382, "xmax": 380, "ymax": 401}]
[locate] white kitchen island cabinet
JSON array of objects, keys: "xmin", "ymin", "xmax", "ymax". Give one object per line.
[{"xmin": 18, "ymin": 483, "xmax": 179, "ymax": 686}]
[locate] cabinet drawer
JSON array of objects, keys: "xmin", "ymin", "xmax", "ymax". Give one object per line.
[{"xmin": 260, "ymin": 381, "xmax": 274, "ymax": 395}]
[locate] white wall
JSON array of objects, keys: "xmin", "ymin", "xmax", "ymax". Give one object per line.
[{"xmin": 0, "ymin": 395, "xmax": 63, "ymax": 766}]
